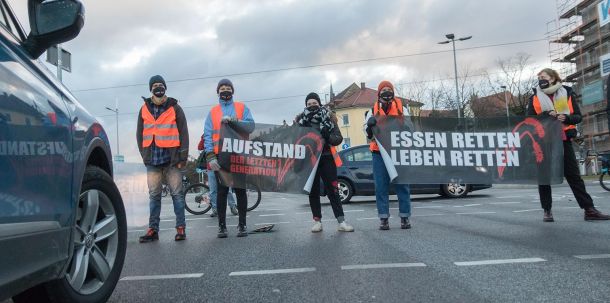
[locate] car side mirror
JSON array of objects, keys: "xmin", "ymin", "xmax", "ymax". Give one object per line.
[{"xmin": 22, "ymin": 0, "xmax": 85, "ymax": 58}]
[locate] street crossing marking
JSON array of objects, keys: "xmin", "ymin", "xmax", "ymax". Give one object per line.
[
  {"xmin": 229, "ymin": 267, "xmax": 316, "ymax": 276},
  {"xmin": 574, "ymin": 254, "xmax": 610, "ymax": 260},
  {"xmin": 128, "ymin": 228, "xmax": 173, "ymax": 233},
  {"xmin": 413, "ymin": 214, "xmax": 445, "ymax": 217},
  {"xmin": 357, "ymin": 217, "xmax": 379, "ymax": 220},
  {"xmin": 489, "ymin": 202, "xmax": 521, "ymax": 205},
  {"xmin": 454, "ymin": 258, "xmax": 546, "ymax": 266},
  {"xmin": 254, "ymin": 222, "xmax": 290, "ymax": 225},
  {"xmin": 120, "ymin": 273, "xmax": 203, "ymax": 281},
  {"xmin": 341, "ymin": 263, "xmax": 427, "ymax": 270},
  {"xmin": 259, "ymin": 214, "xmax": 286, "ymax": 217},
  {"xmin": 456, "ymin": 211, "xmax": 496, "ymax": 215},
  {"xmin": 343, "ymin": 210, "xmax": 365, "ymax": 212},
  {"xmin": 512, "ymin": 209, "xmax": 539, "ymax": 213},
  {"xmin": 414, "ymin": 206, "xmax": 444, "ymax": 209}
]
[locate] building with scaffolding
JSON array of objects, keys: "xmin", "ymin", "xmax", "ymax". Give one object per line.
[{"xmin": 547, "ymin": 0, "xmax": 610, "ymax": 157}]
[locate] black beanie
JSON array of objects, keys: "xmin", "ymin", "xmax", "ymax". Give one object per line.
[
  {"xmin": 217, "ymin": 78, "xmax": 234, "ymax": 93},
  {"xmin": 305, "ymin": 92, "xmax": 321, "ymax": 106},
  {"xmin": 149, "ymin": 75, "xmax": 166, "ymax": 91}
]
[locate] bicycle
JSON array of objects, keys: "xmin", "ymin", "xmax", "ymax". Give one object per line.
[
  {"xmin": 184, "ymin": 172, "xmax": 262, "ymax": 215},
  {"xmin": 161, "ymin": 176, "xmax": 191, "ymax": 198},
  {"xmin": 599, "ymin": 156, "xmax": 610, "ymax": 191}
]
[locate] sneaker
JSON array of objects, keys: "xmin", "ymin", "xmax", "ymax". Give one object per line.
[
  {"xmin": 175, "ymin": 226, "xmax": 186, "ymax": 241},
  {"xmin": 337, "ymin": 221, "xmax": 354, "ymax": 232},
  {"xmin": 379, "ymin": 218, "xmax": 390, "ymax": 230},
  {"xmin": 217, "ymin": 225, "xmax": 228, "ymax": 238},
  {"xmin": 584, "ymin": 207, "xmax": 610, "ymax": 221},
  {"xmin": 210, "ymin": 208, "xmax": 218, "ymax": 218},
  {"xmin": 139, "ymin": 228, "xmax": 159, "ymax": 243},
  {"xmin": 237, "ymin": 224, "xmax": 248, "ymax": 237},
  {"xmin": 230, "ymin": 206, "xmax": 238, "ymax": 216},
  {"xmin": 543, "ymin": 210, "xmax": 554, "ymax": 222},
  {"xmin": 401, "ymin": 217, "xmax": 412, "ymax": 229},
  {"xmin": 311, "ymin": 220, "xmax": 323, "ymax": 233}
]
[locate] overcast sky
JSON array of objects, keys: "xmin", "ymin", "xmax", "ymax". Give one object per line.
[{"xmin": 9, "ymin": 0, "xmax": 559, "ymax": 162}]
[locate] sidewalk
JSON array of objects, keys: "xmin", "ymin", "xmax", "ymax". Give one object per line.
[{"xmin": 493, "ymin": 175, "xmax": 601, "ymax": 189}]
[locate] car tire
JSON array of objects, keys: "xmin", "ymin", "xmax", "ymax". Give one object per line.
[
  {"xmin": 14, "ymin": 166, "xmax": 127, "ymax": 303},
  {"xmin": 337, "ymin": 179, "xmax": 353, "ymax": 204},
  {"xmin": 441, "ymin": 183, "xmax": 470, "ymax": 198}
]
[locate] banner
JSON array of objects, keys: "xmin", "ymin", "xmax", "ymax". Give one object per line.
[
  {"xmin": 217, "ymin": 123, "xmax": 324, "ymax": 193},
  {"xmin": 372, "ymin": 116, "xmax": 565, "ymax": 185}
]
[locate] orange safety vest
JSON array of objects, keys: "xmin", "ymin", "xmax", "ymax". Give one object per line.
[
  {"xmin": 141, "ymin": 104, "xmax": 180, "ymax": 148},
  {"xmin": 531, "ymin": 94, "xmax": 576, "ymax": 132},
  {"xmin": 329, "ymin": 146, "xmax": 343, "ymax": 167},
  {"xmin": 210, "ymin": 102, "xmax": 245, "ymax": 154},
  {"xmin": 370, "ymin": 98, "xmax": 403, "ymax": 152}
]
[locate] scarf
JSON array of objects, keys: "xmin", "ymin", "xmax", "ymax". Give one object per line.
[
  {"xmin": 536, "ymin": 83, "xmax": 570, "ymax": 114},
  {"xmin": 297, "ymin": 106, "xmax": 334, "ymax": 133},
  {"xmin": 152, "ymin": 96, "xmax": 167, "ymax": 106}
]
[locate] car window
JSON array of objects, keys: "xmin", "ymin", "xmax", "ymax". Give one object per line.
[
  {"xmin": 352, "ymin": 148, "xmax": 372, "ymax": 162},
  {"xmin": 0, "ymin": 0, "xmax": 24, "ymax": 41},
  {"xmin": 343, "ymin": 151, "xmax": 354, "ymax": 162},
  {"xmin": 0, "ymin": 3, "xmax": 9, "ymax": 29}
]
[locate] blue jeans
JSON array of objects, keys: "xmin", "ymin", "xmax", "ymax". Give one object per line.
[
  {"xmin": 372, "ymin": 152, "xmax": 411, "ymax": 218},
  {"xmin": 207, "ymin": 170, "xmax": 236, "ymax": 209},
  {"xmin": 146, "ymin": 165, "xmax": 186, "ymax": 230}
]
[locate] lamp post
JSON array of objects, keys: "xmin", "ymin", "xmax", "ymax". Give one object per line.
[
  {"xmin": 105, "ymin": 102, "xmax": 120, "ymax": 157},
  {"xmin": 438, "ymin": 34, "xmax": 472, "ymax": 119},
  {"xmin": 500, "ymin": 85, "xmax": 509, "ymax": 117}
]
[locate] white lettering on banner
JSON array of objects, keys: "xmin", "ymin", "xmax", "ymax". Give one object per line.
[
  {"xmin": 391, "ymin": 150, "xmax": 446, "ymax": 166},
  {"xmin": 392, "ymin": 132, "xmax": 520, "ymax": 149},
  {"xmin": 222, "ymin": 138, "xmax": 306, "ymax": 159},
  {"xmin": 390, "ymin": 131, "xmax": 448, "ymax": 148},
  {"xmin": 449, "ymin": 150, "xmax": 519, "ymax": 167}
]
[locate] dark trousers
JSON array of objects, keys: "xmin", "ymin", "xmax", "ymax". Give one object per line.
[
  {"xmin": 538, "ymin": 140, "xmax": 594, "ymax": 210},
  {"xmin": 216, "ymin": 173, "xmax": 247, "ymax": 227},
  {"xmin": 309, "ymin": 154, "xmax": 345, "ymax": 222}
]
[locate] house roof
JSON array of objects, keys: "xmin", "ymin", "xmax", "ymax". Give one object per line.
[
  {"xmin": 330, "ymin": 82, "xmax": 424, "ymax": 110},
  {"xmin": 470, "ymin": 92, "xmax": 515, "ymax": 118}
]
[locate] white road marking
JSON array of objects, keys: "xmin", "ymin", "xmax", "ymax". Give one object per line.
[
  {"xmin": 414, "ymin": 206, "xmax": 444, "ymax": 209},
  {"xmin": 253, "ymin": 208, "xmax": 284, "ymax": 212},
  {"xmin": 463, "ymin": 204, "xmax": 481, "ymax": 207},
  {"xmin": 343, "ymin": 210, "xmax": 365, "ymax": 213},
  {"xmin": 454, "ymin": 258, "xmax": 546, "ymax": 266},
  {"xmin": 413, "ymin": 214, "xmax": 446, "ymax": 217},
  {"xmin": 120, "ymin": 273, "xmax": 203, "ymax": 281},
  {"xmin": 229, "ymin": 267, "xmax": 316, "ymax": 276},
  {"xmin": 357, "ymin": 217, "xmax": 379, "ymax": 220},
  {"xmin": 498, "ymin": 196, "xmax": 522, "ymax": 199},
  {"xmin": 341, "ymin": 263, "xmax": 426, "ymax": 270},
  {"xmin": 206, "ymin": 224, "xmax": 238, "ymax": 228},
  {"xmin": 574, "ymin": 254, "xmax": 610, "ymax": 260},
  {"xmin": 259, "ymin": 214, "xmax": 286, "ymax": 217},
  {"xmin": 512, "ymin": 209, "xmax": 539, "ymax": 213},
  {"xmin": 489, "ymin": 202, "xmax": 521, "ymax": 205},
  {"xmin": 456, "ymin": 211, "xmax": 496, "ymax": 215}
]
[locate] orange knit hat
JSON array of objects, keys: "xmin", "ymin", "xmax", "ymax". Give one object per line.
[{"xmin": 377, "ymin": 80, "xmax": 394, "ymax": 95}]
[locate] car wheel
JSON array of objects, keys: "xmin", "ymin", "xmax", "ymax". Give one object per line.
[
  {"xmin": 337, "ymin": 179, "xmax": 353, "ymax": 204},
  {"xmin": 441, "ymin": 183, "xmax": 470, "ymax": 198},
  {"xmin": 14, "ymin": 166, "xmax": 127, "ymax": 303}
]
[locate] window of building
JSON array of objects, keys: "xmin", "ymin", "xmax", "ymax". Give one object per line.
[
  {"xmin": 595, "ymin": 113, "xmax": 606, "ymax": 133},
  {"xmin": 342, "ymin": 114, "xmax": 349, "ymax": 126}
]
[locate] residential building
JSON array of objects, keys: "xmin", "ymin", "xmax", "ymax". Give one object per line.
[{"xmin": 470, "ymin": 91, "xmax": 517, "ymax": 118}]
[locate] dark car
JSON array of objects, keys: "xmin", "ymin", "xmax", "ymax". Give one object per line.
[
  {"xmin": 0, "ymin": 1, "xmax": 126, "ymax": 302},
  {"xmin": 335, "ymin": 145, "xmax": 491, "ymax": 203}
]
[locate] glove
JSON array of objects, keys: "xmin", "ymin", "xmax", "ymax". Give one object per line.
[
  {"xmin": 366, "ymin": 126, "xmax": 373, "ymax": 139},
  {"xmin": 320, "ymin": 127, "xmax": 331, "ymax": 139},
  {"xmin": 366, "ymin": 117, "xmax": 377, "ymax": 127},
  {"xmin": 208, "ymin": 159, "xmax": 221, "ymax": 171},
  {"xmin": 222, "ymin": 116, "xmax": 238, "ymax": 124}
]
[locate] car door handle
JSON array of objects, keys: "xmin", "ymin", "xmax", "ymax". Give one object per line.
[{"xmin": 348, "ymin": 167, "xmax": 358, "ymax": 170}]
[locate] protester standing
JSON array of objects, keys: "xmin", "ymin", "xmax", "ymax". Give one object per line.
[
  {"xmin": 203, "ymin": 79, "xmax": 255, "ymax": 238},
  {"xmin": 197, "ymin": 136, "xmax": 238, "ymax": 217},
  {"xmin": 527, "ymin": 68, "xmax": 610, "ymax": 222},
  {"xmin": 137, "ymin": 75, "xmax": 189, "ymax": 242},
  {"xmin": 364, "ymin": 81, "xmax": 412, "ymax": 230},
  {"xmin": 295, "ymin": 92, "xmax": 354, "ymax": 233}
]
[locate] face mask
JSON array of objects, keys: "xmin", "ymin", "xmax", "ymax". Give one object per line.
[
  {"xmin": 306, "ymin": 105, "xmax": 320, "ymax": 112},
  {"xmin": 152, "ymin": 86, "xmax": 165, "ymax": 98},
  {"xmin": 219, "ymin": 91, "xmax": 233, "ymax": 101},
  {"xmin": 538, "ymin": 79, "xmax": 550, "ymax": 89},
  {"xmin": 380, "ymin": 91, "xmax": 394, "ymax": 103}
]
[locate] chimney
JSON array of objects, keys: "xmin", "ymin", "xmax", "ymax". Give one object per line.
[{"xmin": 360, "ymin": 82, "xmax": 365, "ymax": 89}]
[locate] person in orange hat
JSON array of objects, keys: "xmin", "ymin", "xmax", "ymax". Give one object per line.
[{"xmin": 364, "ymin": 80, "xmax": 412, "ymax": 230}]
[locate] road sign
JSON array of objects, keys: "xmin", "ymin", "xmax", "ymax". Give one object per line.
[
  {"xmin": 113, "ymin": 155, "xmax": 124, "ymax": 162},
  {"xmin": 342, "ymin": 143, "xmax": 350, "ymax": 149},
  {"xmin": 46, "ymin": 45, "xmax": 71, "ymax": 72},
  {"xmin": 601, "ymin": 53, "xmax": 610, "ymax": 77}
]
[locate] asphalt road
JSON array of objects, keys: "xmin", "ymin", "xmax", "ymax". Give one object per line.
[{"xmin": 106, "ymin": 184, "xmax": 610, "ymax": 303}]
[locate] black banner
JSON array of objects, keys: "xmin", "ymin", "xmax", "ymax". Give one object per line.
[
  {"xmin": 372, "ymin": 116, "xmax": 565, "ymax": 185},
  {"xmin": 217, "ymin": 123, "xmax": 324, "ymax": 193}
]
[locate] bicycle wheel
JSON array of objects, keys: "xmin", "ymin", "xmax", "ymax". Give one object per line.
[
  {"xmin": 245, "ymin": 182, "xmax": 262, "ymax": 212},
  {"xmin": 184, "ymin": 183, "xmax": 212, "ymax": 215},
  {"xmin": 600, "ymin": 173, "xmax": 610, "ymax": 191}
]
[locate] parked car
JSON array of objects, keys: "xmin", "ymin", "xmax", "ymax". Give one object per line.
[
  {"xmin": 0, "ymin": 1, "xmax": 126, "ymax": 302},
  {"xmin": 334, "ymin": 145, "xmax": 491, "ymax": 203}
]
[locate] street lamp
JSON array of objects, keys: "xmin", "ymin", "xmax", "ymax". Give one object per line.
[
  {"xmin": 105, "ymin": 103, "xmax": 120, "ymax": 157},
  {"xmin": 500, "ymin": 85, "xmax": 509, "ymax": 118},
  {"xmin": 438, "ymin": 33, "xmax": 472, "ymax": 119}
]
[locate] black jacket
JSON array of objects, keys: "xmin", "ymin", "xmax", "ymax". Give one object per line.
[
  {"xmin": 526, "ymin": 85, "xmax": 581, "ymax": 139},
  {"xmin": 136, "ymin": 97, "xmax": 189, "ymax": 166}
]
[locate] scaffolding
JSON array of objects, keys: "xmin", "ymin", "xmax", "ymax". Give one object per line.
[{"xmin": 546, "ymin": 0, "xmax": 581, "ymax": 82}]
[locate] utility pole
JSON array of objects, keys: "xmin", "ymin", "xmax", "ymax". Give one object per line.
[
  {"xmin": 501, "ymin": 85, "xmax": 509, "ymax": 117},
  {"xmin": 438, "ymin": 34, "xmax": 472, "ymax": 119},
  {"xmin": 105, "ymin": 99, "xmax": 120, "ymax": 158},
  {"xmin": 56, "ymin": 44, "xmax": 62, "ymax": 81}
]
